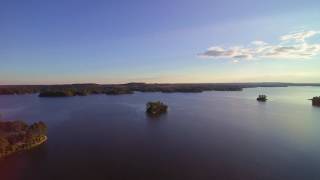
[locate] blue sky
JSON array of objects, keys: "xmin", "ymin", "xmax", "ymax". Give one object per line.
[{"xmin": 1, "ymin": 0, "xmax": 320, "ymax": 84}]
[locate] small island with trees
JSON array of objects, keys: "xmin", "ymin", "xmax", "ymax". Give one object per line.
[
  {"xmin": 257, "ymin": 95, "xmax": 267, "ymax": 102},
  {"xmin": 146, "ymin": 101, "xmax": 168, "ymax": 116},
  {"xmin": 0, "ymin": 119, "xmax": 48, "ymax": 158},
  {"xmin": 311, "ymin": 96, "xmax": 320, "ymax": 107}
]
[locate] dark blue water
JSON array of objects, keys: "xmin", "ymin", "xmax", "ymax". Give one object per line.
[{"xmin": 0, "ymin": 87, "xmax": 320, "ymax": 180}]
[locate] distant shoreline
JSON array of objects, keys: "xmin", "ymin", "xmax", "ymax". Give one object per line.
[
  {"xmin": 1, "ymin": 82, "xmax": 320, "ymax": 86},
  {"xmin": 0, "ymin": 82, "xmax": 319, "ymax": 96}
]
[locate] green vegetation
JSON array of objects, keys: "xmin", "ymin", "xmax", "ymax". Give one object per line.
[
  {"xmin": 38, "ymin": 84, "xmax": 103, "ymax": 97},
  {"xmin": 146, "ymin": 101, "xmax": 168, "ymax": 116},
  {"xmin": 0, "ymin": 85, "xmax": 41, "ymax": 95},
  {"xmin": 0, "ymin": 120, "xmax": 47, "ymax": 158},
  {"xmin": 39, "ymin": 90, "xmax": 76, "ymax": 97},
  {"xmin": 129, "ymin": 83, "xmax": 243, "ymax": 93},
  {"xmin": 105, "ymin": 87, "xmax": 134, "ymax": 95},
  {"xmin": 312, "ymin": 96, "xmax": 320, "ymax": 106},
  {"xmin": 257, "ymin": 95, "xmax": 267, "ymax": 102}
]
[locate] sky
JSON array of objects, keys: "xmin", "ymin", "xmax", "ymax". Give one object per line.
[{"xmin": 1, "ymin": 0, "xmax": 320, "ymax": 84}]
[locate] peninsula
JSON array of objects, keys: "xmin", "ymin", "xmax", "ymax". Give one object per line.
[{"xmin": 0, "ymin": 120, "xmax": 47, "ymax": 158}]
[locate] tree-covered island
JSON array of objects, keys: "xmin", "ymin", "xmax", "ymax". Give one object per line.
[
  {"xmin": 257, "ymin": 95, "xmax": 267, "ymax": 102},
  {"xmin": 312, "ymin": 96, "xmax": 320, "ymax": 106},
  {"xmin": 146, "ymin": 101, "xmax": 168, "ymax": 116}
]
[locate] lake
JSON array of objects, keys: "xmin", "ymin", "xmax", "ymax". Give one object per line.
[{"xmin": 0, "ymin": 87, "xmax": 320, "ymax": 180}]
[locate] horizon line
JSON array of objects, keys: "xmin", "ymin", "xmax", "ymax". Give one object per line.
[{"xmin": 1, "ymin": 82, "xmax": 320, "ymax": 86}]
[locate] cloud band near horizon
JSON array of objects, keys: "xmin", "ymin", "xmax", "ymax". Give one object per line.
[{"xmin": 198, "ymin": 30, "xmax": 320, "ymax": 62}]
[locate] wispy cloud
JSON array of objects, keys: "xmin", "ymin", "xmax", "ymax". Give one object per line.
[
  {"xmin": 198, "ymin": 30, "xmax": 320, "ymax": 61},
  {"xmin": 280, "ymin": 30, "xmax": 319, "ymax": 42}
]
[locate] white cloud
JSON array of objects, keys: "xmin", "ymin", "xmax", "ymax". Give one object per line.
[
  {"xmin": 199, "ymin": 30, "xmax": 320, "ymax": 61},
  {"xmin": 251, "ymin": 41, "xmax": 268, "ymax": 46},
  {"xmin": 280, "ymin": 30, "xmax": 319, "ymax": 42}
]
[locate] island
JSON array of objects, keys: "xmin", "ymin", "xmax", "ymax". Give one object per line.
[
  {"xmin": 257, "ymin": 95, "xmax": 267, "ymax": 102},
  {"xmin": 146, "ymin": 101, "xmax": 168, "ymax": 116},
  {"xmin": 0, "ymin": 120, "xmax": 48, "ymax": 158},
  {"xmin": 312, "ymin": 96, "xmax": 320, "ymax": 106}
]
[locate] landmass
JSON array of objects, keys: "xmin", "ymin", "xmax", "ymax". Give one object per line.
[
  {"xmin": 0, "ymin": 120, "xmax": 47, "ymax": 158},
  {"xmin": 0, "ymin": 83, "xmax": 319, "ymax": 97},
  {"xmin": 104, "ymin": 86, "xmax": 134, "ymax": 95}
]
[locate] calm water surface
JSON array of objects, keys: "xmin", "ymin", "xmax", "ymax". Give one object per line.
[{"xmin": 0, "ymin": 87, "xmax": 320, "ymax": 180}]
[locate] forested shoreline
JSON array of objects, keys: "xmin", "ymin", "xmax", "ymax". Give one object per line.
[{"xmin": 1, "ymin": 82, "xmax": 319, "ymax": 97}]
